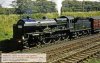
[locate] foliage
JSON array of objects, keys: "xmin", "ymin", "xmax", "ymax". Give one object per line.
[
  {"xmin": 0, "ymin": 15, "xmax": 19, "ymax": 40},
  {"xmin": 14, "ymin": 0, "xmax": 33, "ymax": 14},
  {"xmin": 62, "ymin": 11, "xmax": 100, "ymax": 17},
  {"xmin": 62, "ymin": 1, "xmax": 100, "ymax": 12},
  {"xmin": 0, "ymin": 8, "xmax": 15, "ymax": 14},
  {"xmin": 0, "ymin": 1, "xmax": 100, "ymax": 14},
  {"xmin": 11, "ymin": 0, "xmax": 56, "ymax": 14}
]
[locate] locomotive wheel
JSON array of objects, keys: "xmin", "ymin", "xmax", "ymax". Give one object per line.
[
  {"xmin": 42, "ymin": 39, "xmax": 47, "ymax": 44},
  {"xmin": 23, "ymin": 41, "xmax": 30, "ymax": 49},
  {"xmin": 86, "ymin": 31, "xmax": 88, "ymax": 35},
  {"xmin": 54, "ymin": 37, "xmax": 58, "ymax": 41},
  {"xmin": 63, "ymin": 34, "xmax": 67, "ymax": 40},
  {"xmin": 76, "ymin": 33, "xmax": 79, "ymax": 38},
  {"xmin": 83, "ymin": 31, "xmax": 87, "ymax": 35},
  {"xmin": 87, "ymin": 31, "xmax": 91, "ymax": 35},
  {"xmin": 41, "ymin": 38, "xmax": 51, "ymax": 44},
  {"xmin": 61, "ymin": 34, "xmax": 65, "ymax": 40},
  {"xmin": 50, "ymin": 39, "xmax": 55, "ymax": 43},
  {"xmin": 65, "ymin": 36, "xmax": 69, "ymax": 41},
  {"xmin": 22, "ymin": 35, "xmax": 30, "ymax": 48},
  {"xmin": 55, "ymin": 36, "xmax": 59, "ymax": 41},
  {"xmin": 54, "ymin": 34, "xmax": 59, "ymax": 41},
  {"xmin": 58, "ymin": 37, "xmax": 61, "ymax": 41},
  {"xmin": 36, "ymin": 42, "xmax": 41, "ymax": 47},
  {"xmin": 61, "ymin": 36, "xmax": 65, "ymax": 40},
  {"xmin": 86, "ymin": 31, "xmax": 89, "ymax": 35},
  {"xmin": 79, "ymin": 32, "xmax": 82, "ymax": 36},
  {"xmin": 74, "ymin": 32, "xmax": 78, "ymax": 38},
  {"xmin": 73, "ymin": 32, "xmax": 77, "ymax": 39}
]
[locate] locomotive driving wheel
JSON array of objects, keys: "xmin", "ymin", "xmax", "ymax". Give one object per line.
[
  {"xmin": 39, "ymin": 36, "xmax": 47, "ymax": 45},
  {"xmin": 23, "ymin": 41, "xmax": 29, "ymax": 48},
  {"xmin": 61, "ymin": 36, "xmax": 65, "ymax": 40},
  {"xmin": 36, "ymin": 42, "xmax": 41, "ymax": 47},
  {"xmin": 65, "ymin": 35, "xmax": 69, "ymax": 41},
  {"xmin": 74, "ymin": 32, "xmax": 79, "ymax": 38},
  {"xmin": 42, "ymin": 38, "xmax": 47, "ymax": 44},
  {"xmin": 35, "ymin": 36, "xmax": 42, "ymax": 47},
  {"xmin": 42, "ymin": 38, "xmax": 51, "ymax": 44},
  {"xmin": 22, "ymin": 35, "xmax": 30, "ymax": 48},
  {"xmin": 57, "ymin": 34, "xmax": 61, "ymax": 41}
]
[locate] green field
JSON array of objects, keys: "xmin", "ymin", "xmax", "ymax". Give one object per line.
[{"xmin": 0, "ymin": 11, "xmax": 100, "ymax": 41}]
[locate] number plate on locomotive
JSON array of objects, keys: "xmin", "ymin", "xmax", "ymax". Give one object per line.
[{"xmin": 18, "ymin": 25, "xmax": 22, "ymax": 28}]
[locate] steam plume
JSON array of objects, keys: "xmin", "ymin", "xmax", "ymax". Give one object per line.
[{"xmin": 51, "ymin": 0, "xmax": 63, "ymax": 16}]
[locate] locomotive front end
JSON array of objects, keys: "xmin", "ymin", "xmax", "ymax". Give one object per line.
[
  {"xmin": 13, "ymin": 17, "xmax": 57, "ymax": 48},
  {"xmin": 13, "ymin": 17, "xmax": 37, "ymax": 43}
]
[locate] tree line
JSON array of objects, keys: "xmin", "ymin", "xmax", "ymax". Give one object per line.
[{"xmin": 0, "ymin": 0, "xmax": 100, "ymax": 14}]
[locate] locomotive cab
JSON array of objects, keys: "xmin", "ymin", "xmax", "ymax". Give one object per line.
[
  {"xmin": 58, "ymin": 16, "xmax": 74, "ymax": 30},
  {"xmin": 54, "ymin": 16, "xmax": 74, "ymax": 40}
]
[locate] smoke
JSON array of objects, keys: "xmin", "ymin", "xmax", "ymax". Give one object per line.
[{"xmin": 51, "ymin": 0, "xmax": 63, "ymax": 16}]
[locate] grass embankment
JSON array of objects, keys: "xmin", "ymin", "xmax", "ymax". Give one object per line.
[{"xmin": 0, "ymin": 11, "xmax": 100, "ymax": 41}]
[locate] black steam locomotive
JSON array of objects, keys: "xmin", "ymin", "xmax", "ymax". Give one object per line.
[{"xmin": 13, "ymin": 16, "xmax": 100, "ymax": 48}]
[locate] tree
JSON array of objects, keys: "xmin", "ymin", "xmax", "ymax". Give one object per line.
[
  {"xmin": 12, "ymin": 0, "xmax": 33, "ymax": 14},
  {"xmin": 35, "ymin": 1, "xmax": 55, "ymax": 13}
]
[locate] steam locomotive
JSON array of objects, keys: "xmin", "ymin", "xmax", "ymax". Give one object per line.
[{"xmin": 13, "ymin": 16, "xmax": 100, "ymax": 48}]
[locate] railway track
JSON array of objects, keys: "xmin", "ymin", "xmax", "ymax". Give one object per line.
[
  {"xmin": 56, "ymin": 44, "xmax": 100, "ymax": 63},
  {"xmin": 47, "ymin": 34, "xmax": 100, "ymax": 63}
]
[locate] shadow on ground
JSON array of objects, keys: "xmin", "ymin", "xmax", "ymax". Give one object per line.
[{"xmin": 0, "ymin": 39, "xmax": 20, "ymax": 53}]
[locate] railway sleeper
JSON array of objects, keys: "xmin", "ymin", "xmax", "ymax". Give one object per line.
[
  {"xmin": 67, "ymin": 58, "xmax": 78, "ymax": 61},
  {"xmin": 62, "ymin": 59, "xmax": 75, "ymax": 63},
  {"xmin": 78, "ymin": 54, "xmax": 98, "ymax": 63},
  {"xmin": 68, "ymin": 55, "xmax": 91, "ymax": 63},
  {"xmin": 68, "ymin": 55, "xmax": 88, "ymax": 62},
  {"xmin": 58, "ymin": 60, "xmax": 67, "ymax": 63}
]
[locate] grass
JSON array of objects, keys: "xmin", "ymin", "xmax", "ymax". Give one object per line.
[
  {"xmin": 0, "ymin": 15, "xmax": 19, "ymax": 40},
  {"xmin": 85, "ymin": 58, "xmax": 100, "ymax": 63},
  {"xmin": 62, "ymin": 11, "xmax": 100, "ymax": 17},
  {"xmin": 0, "ymin": 11, "xmax": 100, "ymax": 41}
]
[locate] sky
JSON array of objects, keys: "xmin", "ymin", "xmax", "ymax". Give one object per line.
[
  {"xmin": 0, "ymin": 0, "xmax": 15, "ymax": 8},
  {"xmin": 0, "ymin": 0, "xmax": 100, "ymax": 8}
]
